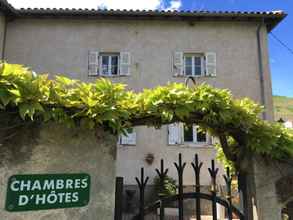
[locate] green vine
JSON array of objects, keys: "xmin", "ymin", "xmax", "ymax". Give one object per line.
[
  {"xmin": 1, "ymin": 62, "xmax": 293, "ymax": 171},
  {"xmin": 154, "ymin": 175, "xmax": 177, "ymax": 197}
]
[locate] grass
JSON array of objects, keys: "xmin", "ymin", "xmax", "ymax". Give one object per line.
[{"xmin": 273, "ymin": 96, "xmax": 293, "ymax": 121}]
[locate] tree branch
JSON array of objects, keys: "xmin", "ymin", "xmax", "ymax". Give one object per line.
[{"xmin": 219, "ymin": 135, "xmax": 237, "ymax": 162}]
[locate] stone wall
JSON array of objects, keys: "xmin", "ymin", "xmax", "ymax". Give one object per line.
[
  {"xmin": 249, "ymin": 156, "xmax": 293, "ymax": 220},
  {"xmin": 0, "ymin": 122, "xmax": 117, "ymax": 220}
]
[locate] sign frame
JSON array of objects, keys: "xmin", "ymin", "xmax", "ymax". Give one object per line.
[{"xmin": 5, "ymin": 173, "xmax": 91, "ymax": 212}]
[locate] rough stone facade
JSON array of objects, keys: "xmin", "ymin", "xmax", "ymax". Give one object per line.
[
  {"xmin": 249, "ymin": 156, "xmax": 293, "ymax": 220},
  {"xmin": 0, "ymin": 122, "xmax": 117, "ymax": 220}
]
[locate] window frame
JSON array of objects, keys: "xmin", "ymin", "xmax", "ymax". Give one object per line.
[
  {"xmin": 99, "ymin": 53, "xmax": 120, "ymax": 76},
  {"xmin": 119, "ymin": 127, "xmax": 136, "ymax": 146},
  {"xmin": 183, "ymin": 124, "xmax": 208, "ymax": 144},
  {"xmin": 183, "ymin": 53, "xmax": 205, "ymax": 77}
]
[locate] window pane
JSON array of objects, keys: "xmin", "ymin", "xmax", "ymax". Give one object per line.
[
  {"xmin": 102, "ymin": 56, "xmax": 109, "ymax": 65},
  {"xmin": 111, "ymin": 56, "xmax": 119, "ymax": 75},
  {"xmin": 102, "ymin": 56, "xmax": 109, "ymax": 75},
  {"xmin": 196, "ymin": 127, "xmax": 207, "ymax": 142},
  {"xmin": 111, "ymin": 65, "xmax": 118, "ymax": 75},
  {"xmin": 111, "ymin": 56, "xmax": 118, "ymax": 65},
  {"xmin": 185, "ymin": 56, "xmax": 192, "ymax": 66},
  {"xmin": 184, "ymin": 124, "xmax": 193, "ymax": 142},
  {"xmin": 185, "ymin": 66, "xmax": 192, "ymax": 75},
  {"xmin": 184, "ymin": 56, "xmax": 192, "ymax": 75},
  {"xmin": 194, "ymin": 66, "xmax": 202, "ymax": 76},
  {"xmin": 194, "ymin": 57, "xmax": 201, "ymax": 66}
]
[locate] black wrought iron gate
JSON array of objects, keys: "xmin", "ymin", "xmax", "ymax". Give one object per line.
[{"xmin": 115, "ymin": 153, "xmax": 245, "ymax": 220}]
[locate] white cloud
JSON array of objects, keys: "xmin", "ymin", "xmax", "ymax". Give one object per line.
[
  {"xmin": 164, "ymin": 0, "xmax": 182, "ymax": 11},
  {"xmin": 8, "ymin": 0, "xmax": 181, "ymax": 10}
]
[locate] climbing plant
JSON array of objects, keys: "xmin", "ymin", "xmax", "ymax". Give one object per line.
[
  {"xmin": 154, "ymin": 175, "xmax": 177, "ymax": 197},
  {"xmin": 0, "ymin": 62, "xmax": 293, "ymax": 171}
]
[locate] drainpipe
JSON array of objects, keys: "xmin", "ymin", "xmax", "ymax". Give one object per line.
[
  {"xmin": 1, "ymin": 15, "xmax": 8, "ymax": 60},
  {"xmin": 256, "ymin": 18, "xmax": 267, "ymax": 120}
]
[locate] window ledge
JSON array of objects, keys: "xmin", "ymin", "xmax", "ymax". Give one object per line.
[
  {"xmin": 168, "ymin": 143, "xmax": 214, "ymax": 148},
  {"xmin": 88, "ymin": 75, "xmax": 130, "ymax": 78},
  {"xmin": 173, "ymin": 75, "xmax": 216, "ymax": 78},
  {"xmin": 183, "ymin": 143, "xmax": 213, "ymax": 148},
  {"xmin": 117, "ymin": 144, "xmax": 136, "ymax": 147}
]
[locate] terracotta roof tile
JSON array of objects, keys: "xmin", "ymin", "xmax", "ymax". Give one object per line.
[{"xmin": 0, "ymin": 0, "xmax": 287, "ymax": 31}]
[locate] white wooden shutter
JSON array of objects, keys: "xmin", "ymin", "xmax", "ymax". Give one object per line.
[
  {"xmin": 119, "ymin": 52, "xmax": 131, "ymax": 76},
  {"xmin": 211, "ymin": 136, "xmax": 219, "ymax": 145},
  {"xmin": 168, "ymin": 123, "xmax": 183, "ymax": 145},
  {"xmin": 205, "ymin": 52, "xmax": 216, "ymax": 77},
  {"xmin": 173, "ymin": 52, "xmax": 184, "ymax": 76},
  {"xmin": 88, "ymin": 51, "xmax": 99, "ymax": 76},
  {"xmin": 193, "ymin": 125, "xmax": 197, "ymax": 143},
  {"xmin": 120, "ymin": 128, "xmax": 136, "ymax": 145}
]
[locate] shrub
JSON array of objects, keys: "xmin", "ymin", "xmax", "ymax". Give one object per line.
[{"xmin": 154, "ymin": 175, "xmax": 177, "ymax": 197}]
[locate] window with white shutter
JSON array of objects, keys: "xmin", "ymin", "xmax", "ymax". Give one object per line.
[
  {"xmin": 120, "ymin": 128, "xmax": 136, "ymax": 145},
  {"xmin": 205, "ymin": 52, "xmax": 217, "ymax": 77},
  {"xmin": 173, "ymin": 52, "xmax": 217, "ymax": 77},
  {"xmin": 168, "ymin": 123, "xmax": 183, "ymax": 145},
  {"xmin": 211, "ymin": 136, "xmax": 219, "ymax": 145},
  {"xmin": 173, "ymin": 52, "xmax": 184, "ymax": 76},
  {"xmin": 88, "ymin": 51, "xmax": 132, "ymax": 77},
  {"xmin": 88, "ymin": 51, "xmax": 99, "ymax": 76},
  {"xmin": 119, "ymin": 52, "xmax": 131, "ymax": 76}
]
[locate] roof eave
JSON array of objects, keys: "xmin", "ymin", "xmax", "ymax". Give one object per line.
[
  {"xmin": 266, "ymin": 13, "xmax": 287, "ymax": 32},
  {"xmin": 0, "ymin": 0, "xmax": 18, "ymax": 16},
  {"xmin": 0, "ymin": 4, "xmax": 287, "ymax": 32}
]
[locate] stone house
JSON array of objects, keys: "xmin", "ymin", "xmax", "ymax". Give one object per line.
[{"xmin": 0, "ymin": 0, "xmax": 286, "ymax": 214}]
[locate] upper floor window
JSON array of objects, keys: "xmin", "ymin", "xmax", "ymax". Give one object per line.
[
  {"xmin": 173, "ymin": 52, "xmax": 216, "ymax": 77},
  {"xmin": 101, "ymin": 53, "xmax": 119, "ymax": 76},
  {"xmin": 88, "ymin": 51, "xmax": 131, "ymax": 77},
  {"xmin": 184, "ymin": 53, "xmax": 205, "ymax": 76}
]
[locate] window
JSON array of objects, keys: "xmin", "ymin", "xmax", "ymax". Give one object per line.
[
  {"xmin": 196, "ymin": 127, "xmax": 207, "ymax": 143},
  {"xmin": 184, "ymin": 54, "xmax": 205, "ymax": 76},
  {"xmin": 100, "ymin": 53, "xmax": 119, "ymax": 76},
  {"xmin": 173, "ymin": 52, "xmax": 216, "ymax": 77},
  {"xmin": 183, "ymin": 124, "xmax": 207, "ymax": 143},
  {"xmin": 88, "ymin": 51, "xmax": 131, "ymax": 76},
  {"xmin": 119, "ymin": 128, "xmax": 136, "ymax": 145},
  {"xmin": 183, "ymin": 124, "xmax": 193, "ymax": 142},
  {"xmin": 168, "ymin": 123, "xmax": 208, "ymax": 145}
]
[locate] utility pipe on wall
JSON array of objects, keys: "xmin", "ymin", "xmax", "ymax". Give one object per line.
[{"xmin": 256, "ymin": 18, "xmax": 267, "ymax": 120}]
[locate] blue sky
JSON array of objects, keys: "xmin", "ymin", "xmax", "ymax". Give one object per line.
[
  {"xmin": 179, "ymin": 0, "xmax": 293, "ymax": 97},
  {"xmin": 9, "ymin": 0, "xmax": 293, "ymax": 97}
]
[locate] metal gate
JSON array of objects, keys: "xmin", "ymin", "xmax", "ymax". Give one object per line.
[{"xmin": 115, "ymin": 153, "xmax": 245, "ymax": 220}]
